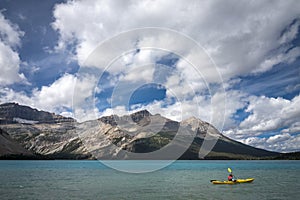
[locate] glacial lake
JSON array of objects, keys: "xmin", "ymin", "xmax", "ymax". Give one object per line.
[{"xmin": 0, "ymin": 160, "xmax": 299, "ymax": 199}]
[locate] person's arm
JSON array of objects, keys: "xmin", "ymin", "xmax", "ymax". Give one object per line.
[{"xmin": 232, "ymin": 174, "xmax": 236, "ymax": 181}]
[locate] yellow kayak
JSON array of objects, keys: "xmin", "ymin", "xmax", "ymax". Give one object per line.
[{"xmin": 211, "ymin": 178, "xmax": 254, "ymax": 184}]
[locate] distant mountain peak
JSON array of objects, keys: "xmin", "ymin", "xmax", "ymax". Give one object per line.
[
  {"xmin": 130, "ymin": 109, "xmax": 151, "ymax": 116},
  {"xmin": 182, "ymin": 116, "xmax": 202, "ymax": 123},
  {"xmin": 130, "ymin": 109, "xmax": 152, "ymax": 122},
  {"xmin": 99, "ymin": 110, "xmax": 153, "ymax": 126},
  {"xmin": 181, "ymin": 116, "xmax": 207, "ymax": 127},
  {"xmin": 0, "ymin": 102, "xmax": 75, "ymax": 124}
]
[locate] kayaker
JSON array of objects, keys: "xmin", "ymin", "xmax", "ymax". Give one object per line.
[{"xmin": 228, "ymin": 173, "xmax": 236, "ymax": 182}]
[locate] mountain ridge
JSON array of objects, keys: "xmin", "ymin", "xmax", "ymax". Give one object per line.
[
  {"xmin": 0, "ymin": 102, "xmax": 75, "ymax": 124},
  {"xmin": 0, "ymin": 102, "xmax": 297, "ymax": 160}
]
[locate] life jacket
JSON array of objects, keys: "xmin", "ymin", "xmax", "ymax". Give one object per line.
[{"xmin": 228, "ymin": 175, "xmax": 233, "ymax": 181}]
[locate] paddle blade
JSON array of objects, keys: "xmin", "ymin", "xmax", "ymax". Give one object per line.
[{"xmin": 228, "ymin": 168, "xmax": 232, "ymax": 173}]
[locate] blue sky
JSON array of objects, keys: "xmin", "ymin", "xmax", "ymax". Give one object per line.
[{"xmin": 0, "ymin": 0, "xmax": 299, "ymax": 152}]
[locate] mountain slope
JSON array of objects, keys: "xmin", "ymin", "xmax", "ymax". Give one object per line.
[
  {"xmin": 111, "ymin": 115, "xmax": 279, "ymax": 159},
  {"xmin": 0, "ymin": 128, "xmax": 33, "ymax": 158},
  {"xmin": 0, "ymin": 102, "xmax": 281, "ymax": 159}
]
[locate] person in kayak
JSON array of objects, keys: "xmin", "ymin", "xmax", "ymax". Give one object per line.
[{"xmin": 228, "ymin": 173, "xmax": 236, "ymax": 182}]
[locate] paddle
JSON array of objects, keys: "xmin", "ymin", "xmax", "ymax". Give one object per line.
[{"xmin": 228, "ymin": 167, "xmax": 232, "ymax": 173}]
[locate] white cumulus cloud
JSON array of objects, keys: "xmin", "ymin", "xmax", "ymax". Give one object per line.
[
  {"xmin": 241, "ymin": 133, "xmax": 300, "ymax": 153},
  {"xmin": 1, "ymin": 73, "xmax": 99, "ymax": 119},
  {"xmin": 224, "ymin": 94, "xmax": 300, "ymax": 152},
  {"xmin": 52, "ymin": 0, "xmax": 300, "ymax": 81},
  {"xmin": 0, "ymin": 12, "xmax": 26, "ymax": 85}
]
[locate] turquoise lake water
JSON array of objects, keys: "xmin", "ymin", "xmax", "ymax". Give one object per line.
[{"xmin": 0, "ymin": 160, "xmax": 299, "ymax": 200}]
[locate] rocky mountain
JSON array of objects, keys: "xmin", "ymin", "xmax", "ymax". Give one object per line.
[
  {"xmin": 0, "ymin": 102, "xmax": 74, "ymax": 124},
  {"xmin": 0, "ymin": 128, "xmax": 33, "ymax": 158},
  {"xmin": 0, "ymin": 102, "xmax": 282, "ymax": 160}
]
